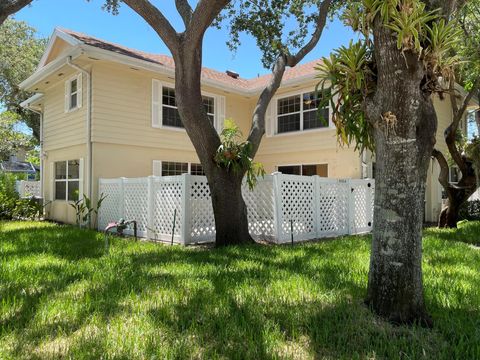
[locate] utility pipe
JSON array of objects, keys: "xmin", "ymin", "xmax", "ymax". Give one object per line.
[{"xmin": 66, "ymin": 56, "xmax": 92, "ymax": 200}]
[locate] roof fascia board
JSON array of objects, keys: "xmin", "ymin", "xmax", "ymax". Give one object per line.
[
  {"xmin": 20, "ymin": 93, "xmax": 44, "ymax": 108},
  {"xmin": 20, "ymin": 47, "xmax": 83, "ymax": 90},
  {"xmin": 37, "ymin": 28, "xmax": 82, "ymax": 70}
]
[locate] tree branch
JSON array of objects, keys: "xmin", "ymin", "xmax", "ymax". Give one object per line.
[
  {"xmin": 445, "ymin": 77, "xmax": 480, "ymax": 175},
  {"xmin": 185, "ymin": 0, "xmax": 230, "ymax": 48},
  {"xmin": 285, "ymin": 0, "xmax": 331, "ymax": 67},
  {"xmin": 0, "ymin": 0, "xmax": 32, "ymax": 25},
  {"xmin": 175, "ymin": 0, "xmax": 193, "ymax": 28},
  {"xmin": 432, "ymin": 149, "xmax": 451, "ymax": 190},
  {"xmin": 122, "ymin": 0, "xmax": 180, "ymax": 53},
  {"xmin": 247, "ymin": 0, "xmax": 332, "ymax": 156}
]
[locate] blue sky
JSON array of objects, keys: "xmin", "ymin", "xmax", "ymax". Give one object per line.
[{"xmin": 14, "ymin": 0, "xmax": 356, "ymax": 79}]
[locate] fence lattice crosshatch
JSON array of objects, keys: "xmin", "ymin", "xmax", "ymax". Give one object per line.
[{"xmin": 98, "ymin": 174, "xmax": 375, "ymax": 244}]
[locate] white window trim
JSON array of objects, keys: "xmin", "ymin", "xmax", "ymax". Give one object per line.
[
  {"xmin": 276, "ymin": 163, "xmax": 329, "ymax": 177},
  {"xmin": 53, "ymin": 159, "xmax": 82, "ymax": 202},
  {"xmin": 271, "ymin": 86, "xmax": 334, "ymax": 137},
  {"xmin": 151, "ymin": 79, "xmax": 224, "ymax": 132},
  {"xmin": 152, "ymin": 160, "xmax": 205, "ymax": 176},
  {"xmin": 65, "ymin": 74, "xmax": 82, "ymax": 113}
]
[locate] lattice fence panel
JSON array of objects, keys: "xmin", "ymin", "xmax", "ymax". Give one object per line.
[
  {"xmin": 152, "ymin": 177, "xmax": 183, "ymax": 242},
  {"xmin": 242, "ymin": 176, "xmax": 276, "ymax": 241},
  {"xmin": 278, "ymin": 175, "xmax": 316, "ymax": 243},
  {"xmin": 316, "ymin": 179, "xmax": 349, "ymax": 237},
  {"xmin": 18, "ymin": 181, "xmax": 41, "ymax": 198},
  {"xmin": 350, "ymin": 179, "xmax": 375, "ymax": 234},
  {"xmin": 124, "ymin": 179, "xmax": 148, "ymax": 235},
  {"xmin": 98, "ymin": 180, "xmax": 121, "ymax": 230},
  {"xmin": 188, "ymin": 176, "xmax": 215, "ymax": 243}
]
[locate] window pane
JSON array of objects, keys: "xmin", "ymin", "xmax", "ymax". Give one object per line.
[
  {"xmin": 202, "ymin": 96, "xmax": 214, "ymax": 114},
  {"xmin": 207, "ymin": 114, "xmax": 214, "ymax": 125},
  {"xmin": 278, "ymin": 165, "xmax": 301, "ymax": 175},
  {"xmin": 302, "ymin": 92, "xmax": 320, "ymax": 111},
  {"xmin": 68, "ymin": 160, "xmax": 80, "ymax": 179},
  {"xmin": 162, "ymin": 106, "xmax": 183, "ymax": 128},
  {"xmin": 302, "ymin": 164, "xmax": 328, "ymax": 177},
  {"xmin": 278, "ymin": 113, "xmax": 300, "ymax": 133},
  {"xmin": 161, "ymin": 161, "xmax": 188, "ymax": 176},
  {"xmin": 70, "ymin": 93, "xmax": 77, "ymax": 109},
  {"xmin": 190, "ymin": 163, "xmax": 205, "ymax": 176},
  {"xmin": 68, "ymin": 181, "xmax": 79, "ymax": 201},
  {"xmin": 162, "ymin": 87, "xmax": 177, "ymax": 107},
  {"xmin": 55, "ymin": 181, "xmax": 66, "ymax": 200},
  {"xmin": 55, "ymin": 161, "xmax": 66, "ymax": 179},
  {"xmin": 303, "ymin": 108, "xmax": 329, "ymax": 130},
  {"xmin": 71, "ymin": 79, "xmax": 77, "ymax": 93},
  {"xmin": 278, "ymin": 95, "xmax": 300, "ymax": 115}
]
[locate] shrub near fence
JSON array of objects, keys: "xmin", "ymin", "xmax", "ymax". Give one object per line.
[{"xmin": 98, "ymin": 174, "xmax": 375, "ymax": 245}]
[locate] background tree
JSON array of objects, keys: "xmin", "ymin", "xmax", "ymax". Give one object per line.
[
  {"xmin": 102, "ymin": 0, "xmax": 335, "ymax": 246},
  {"xmin": 0, "ymin": 111, "xmax": 35, "ymax": 160},
  {"xmin": 318, "ymin": 0, "xmax": 467, "ymax": 325},
  {"xmin": 432, "ymin": 1, "xmax": 480, "ymax": 228},
  {"xmin": 0, "ymin": 18, "xmax": 46, "ymax": 141},
  {"xmin": 0, "ymin": 0, "xmax": 32, "ymax": 25}
]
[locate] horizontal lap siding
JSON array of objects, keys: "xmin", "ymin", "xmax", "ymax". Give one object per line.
[{"xmin": 43, "ymin": 75, "xmax": 86, "ymax": 150}]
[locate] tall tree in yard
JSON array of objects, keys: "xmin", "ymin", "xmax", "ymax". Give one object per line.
[
  {"xmin": 102, "ymin": 0, "xmax": 334, "ymax": 246},
  {"xmin": 432, "ymin": 1, "xmax": 480, "ymax": 228},
  {"xmin": 318, "ymin": 0, "xmax": 467, "ymax": 324},
  {"xmin": 0, "ymin": 0, "xmax": 32, "ymax": 25}
]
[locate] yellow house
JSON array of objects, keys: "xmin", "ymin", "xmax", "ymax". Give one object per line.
[{"xmin": 19, "ymin": 28, "xmax": 471, "ymax": 225}]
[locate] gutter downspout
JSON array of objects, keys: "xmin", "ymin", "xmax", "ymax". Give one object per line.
[{"xmin": 66, "ymin": 56, "xmax": 93, "ymax": 201}]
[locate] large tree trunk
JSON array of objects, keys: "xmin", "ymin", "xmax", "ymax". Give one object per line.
[
  {"xmin": 173, "ymin": 42, "xmax": 254, "ymax": 246},
  {"xmin": 365, "ymin": 19, "xmax": 436, "ymax": 325}
]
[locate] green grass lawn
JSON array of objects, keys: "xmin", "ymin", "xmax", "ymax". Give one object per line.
[{"xmin": 0, "ymin": 221, "xmax": 479, "ymax": 360}]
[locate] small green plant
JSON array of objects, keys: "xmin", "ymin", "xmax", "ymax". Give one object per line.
[
  {"xmin": 214, "ymin": 119, "xmax": 265, "ymax": 190},
  {"xmin": 69, "ymin": 193, "xmax": 107, "ymax": 228}
]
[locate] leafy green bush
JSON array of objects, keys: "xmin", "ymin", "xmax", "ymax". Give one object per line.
[
  {"xmin": 459, "ymin": 199, "xmax": 480, "ymax": 221},
  {"xmin": 0, "ymin": 172, "xmax": 20, "ymax": 220}
]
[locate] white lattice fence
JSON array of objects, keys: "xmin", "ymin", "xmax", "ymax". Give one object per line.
[
  {"xmin": 98, "ymin": 174, "xmax": 375, "ymax": 244},
  {"xmin": 17, "ymin": 180, "xmax": 41, "ymax": 198}
]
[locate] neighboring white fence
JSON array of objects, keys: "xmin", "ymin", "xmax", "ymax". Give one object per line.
[
  {"xmin": 98, "ymin": 174, "xmax": 375, "ymax": 245},
  {"xmin": 16, "ymin": 180, "xmax": 41, "ymax": 198}
]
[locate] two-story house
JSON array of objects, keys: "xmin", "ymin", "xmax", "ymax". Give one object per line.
[{"xmin": 19, "ymin": 28, "xmax": 473, "ymax": 224}]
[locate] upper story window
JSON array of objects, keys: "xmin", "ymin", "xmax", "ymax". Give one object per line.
[
  {"xmin": 277, "ymin": 164, "xmax": 328, "ymax": 177},
  {"xmin": 54, "ymin": 159, "xmax": 81, "ymax": 201},
  {"xmin": 276, "ymin": 90, "xmax": 329, "ymax": 134},
  {"xmin": 64, "ymin": 74, "xmax": 82, "ymax": 112},
  {"xmin": 152, "ymin": 80, "xmax": 221, "ymax": 130}
]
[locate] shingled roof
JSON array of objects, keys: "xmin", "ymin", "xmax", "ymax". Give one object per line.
[{"xmin": 60, "ymin": 28, "xmax": 321, "ymax": 92}]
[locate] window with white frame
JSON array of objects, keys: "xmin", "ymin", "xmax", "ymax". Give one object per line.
[
  {"xmin": 54, "ymin": 160, "xmax": 80, "ymax": 201},
  {"xmin": 449, "ymin": 166, "xmax": 461, "ymax": 183},
  {"xmin": 65, "ymin": 74, "xmax": 82, "ymax": 112},
  {"xmin": 156, "ymin": 84, "xmax": 215, "ymax": 128},
  {"xmin": 277, "ymin": 164, "xmax": 328, "ymax": 177},
  {"xmin": 153, "ymin": 161, "xmax": 205, "ymax": 176},
  {"xmin": 276, "ymin": 90, "xmax": 329, "ymax": 134}
]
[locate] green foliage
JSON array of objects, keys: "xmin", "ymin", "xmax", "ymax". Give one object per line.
[
  {"xmin": 316, "ymin": 41, "xmax": 376, "ymax": 151},
  {"xmin": 0, "ymin": 18, "xmax": 46, "ymax": 141},
  {"xmin": 459, "ymin": 199, "xmax": 480, "ymax": 221},
  {"xmin": 70, "ymin": 193, "xmax": 107, "ymax": 228},
  {"xmin": 0, "ymin": 172, "xmax": 19, "ymax": 219},
  {"xmin": 1, "ymin": 220, "xmax": 480, "ymax": 358},
  {"xmin": 214, "ymin": 119, "xmax": 265, "ymax": 190},
  {"xmin": 0, "ymin": 111, "xmax": 36, "ymax": 160},
  {"xmin": 317, "ymin": 0, "xmax": 465, "ymax": 150}
]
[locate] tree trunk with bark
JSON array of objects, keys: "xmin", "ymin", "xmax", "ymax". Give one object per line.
[{"xmin": 365, "ymin": 19, "xmax": 436, "ymax": 325}]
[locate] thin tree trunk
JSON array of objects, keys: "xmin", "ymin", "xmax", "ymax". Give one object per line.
[{"xmin": 365, "ymin": 18, "xmax": 436, "ymax": 325}]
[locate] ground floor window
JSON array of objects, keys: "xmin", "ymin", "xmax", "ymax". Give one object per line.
[
  {"xmin": 155, "ymin": 161, "xmax": 205, "ymax": 176},
  {"xmin": 54, "ymin": 160, "xmax": 80, "ymax": 201},
  {"xmin": 277, "ymin": 164, "xmax": 328, "ymax": 177}
]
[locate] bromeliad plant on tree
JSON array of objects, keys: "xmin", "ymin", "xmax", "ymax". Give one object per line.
[
  {"xmin": 214, "ymin": 119, "xmax": 265, "ymax": 191},
  {"xmin": 317, "ymin": 0, "xmax": 467, "ymax": 325}
]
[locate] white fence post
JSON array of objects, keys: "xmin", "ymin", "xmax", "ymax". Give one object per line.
[
  {"xmin": 272, "ymin": 173, "xmax": 283, "ymax": 244},
  {"xmin": 147, "ymin": 175, "xmax": 155, "ymax": 239},
  {"xmin": 313, "ymin": 176, "xmax": 321, "ymax": 238},
  {"xmin": 119, "ymin": 177, "xmax": 126, "ymax": 220},
  {"xmin": 347, "ymin": 179, "xmax": 355, "ymax": 235},
  {"xmin": 181, "ymin": 173, "xmax": 191, "ymax": 245}
]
